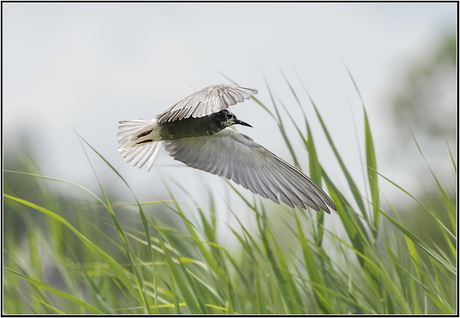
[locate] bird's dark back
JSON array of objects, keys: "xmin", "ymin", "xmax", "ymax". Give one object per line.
[{"xmin": 158, "ymin": 115, "xmax": 222, "ymax": 140}]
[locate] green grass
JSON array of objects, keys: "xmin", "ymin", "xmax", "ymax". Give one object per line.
[{"xmin": 3, "ymin": 73, "xmax": 457, "ymax": 314}]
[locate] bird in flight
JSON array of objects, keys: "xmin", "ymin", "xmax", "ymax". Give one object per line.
[{"xmin": 118, "ymin": 84, "xmax": 337, "ymax": 213}]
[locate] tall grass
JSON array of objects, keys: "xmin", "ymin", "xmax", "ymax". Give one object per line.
[{"xmin": 3, "ymin": 73, "xmax": 457, "ymax": 314}]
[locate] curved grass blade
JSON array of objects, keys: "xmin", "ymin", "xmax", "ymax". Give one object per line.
[
  {"xmin": 446, "ymin": 138, "xmax": 456, "ymax": 173},
  {"xmin": 4, "ymin": 170, "xmax": 108, "ymax": 209},
  {"xmin": 305, "ymin": 120, "xmax": 325, "ymax": 244},
  {"xmin": 363, "ymin": 108, "xmax": 380, "ymax": 239}
]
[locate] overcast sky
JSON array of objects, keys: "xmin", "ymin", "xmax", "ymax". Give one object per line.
[{"xmin": 3, "ymin": 3, "xmax": 456, "ymax": 219}]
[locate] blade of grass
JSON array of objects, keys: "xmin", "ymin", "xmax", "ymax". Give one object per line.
[
  {"xmin": 446, "ymin": 138, "xmax": 456, "ymax": 173},
  {"xmin": 3, "ymin": 170, "xmax": 108, "ymax": 209},
  {"xmin": 363, "ymin": 108, "xmax": 380, "ymax": 239}
]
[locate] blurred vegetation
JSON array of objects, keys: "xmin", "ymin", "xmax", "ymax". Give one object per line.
[
  {"xmin": 3, "ymin": 36, "xmax": 457, "ymax": 313},
  {"xmin": 392, "ymin": 32, "xmax": 456, "ymax": 140},
  {"xmin": 389, "ymin": 32, "xmax": 457, "ymax": 254}
]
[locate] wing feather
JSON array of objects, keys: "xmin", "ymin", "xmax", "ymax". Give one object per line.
[
  {"xmin": 156, "ymin": 85, "xmax": 258, "ymax": 124},
  {"xmin": 254, "ymin": 167, "xmax": 280, "ymax": 203},
  {"xmin": 164, "ymin": 129, "xmax": 336, "ymax": 212}
]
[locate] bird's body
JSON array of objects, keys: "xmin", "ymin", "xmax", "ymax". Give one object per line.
[
  {"xmin": 158, "ymin": 111, "xmax": 228, "ymax": 140},
  {"xmin": 118, "ymin": 84, "xmax": 337, "ymax": 213},
  {"xmin": 131, "ymin": 115, "xmax": 216, "ymax": 145}
]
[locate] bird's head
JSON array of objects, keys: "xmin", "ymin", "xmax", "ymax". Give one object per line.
[{"xmin": 215, "ymin": 110, "xmax": 252, "ymax": 129}]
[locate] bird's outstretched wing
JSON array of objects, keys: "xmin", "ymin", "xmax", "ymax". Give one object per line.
[
  {"xmin": 156, "ymin": 84, "xmax": 258, "ymax": 124},
  {"xmin": 164, "ymin": 129, "xmax": 337, "ymax": 212}
]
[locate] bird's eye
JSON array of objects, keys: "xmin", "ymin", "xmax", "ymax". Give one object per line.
[{"xmin": 225, "ymin": 114, "xmax": 232, "ymax": 119}]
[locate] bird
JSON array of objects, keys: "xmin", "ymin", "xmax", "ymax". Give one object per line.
[{"xmin": 118, "ymin": 84, "xmax": 337, "ymax": 213}]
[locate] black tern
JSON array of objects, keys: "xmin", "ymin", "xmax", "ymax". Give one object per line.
[{"xmin": 118, "ymin": 84, "xmax": 337, "ymax": 213}]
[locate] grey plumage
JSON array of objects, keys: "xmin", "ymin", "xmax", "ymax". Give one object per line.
[
  {"xmin": 118, "ymin": 84, "xmax": 337, "ymax": 213},
  {"xmin": 165, "ymin": 129, "xmax": 336, "ymax": 212},
  {"xmin": 156, "ymin": 85, "xmax": 257, "ymax": 124}
]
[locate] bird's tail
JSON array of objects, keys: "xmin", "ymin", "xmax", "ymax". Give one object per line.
[{"xmin": 118, "ymin": 119, "xmax": 162, "ymax": 171}]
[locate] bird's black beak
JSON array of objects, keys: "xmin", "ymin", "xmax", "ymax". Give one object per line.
[{"xmin": 234, "ymin": 119, "xmax": 253, "ymax": 128}]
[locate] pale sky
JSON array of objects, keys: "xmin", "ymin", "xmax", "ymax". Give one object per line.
[{"xmin": 3, "ymin": 3, "xmax": 456, "ymax": 221}]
